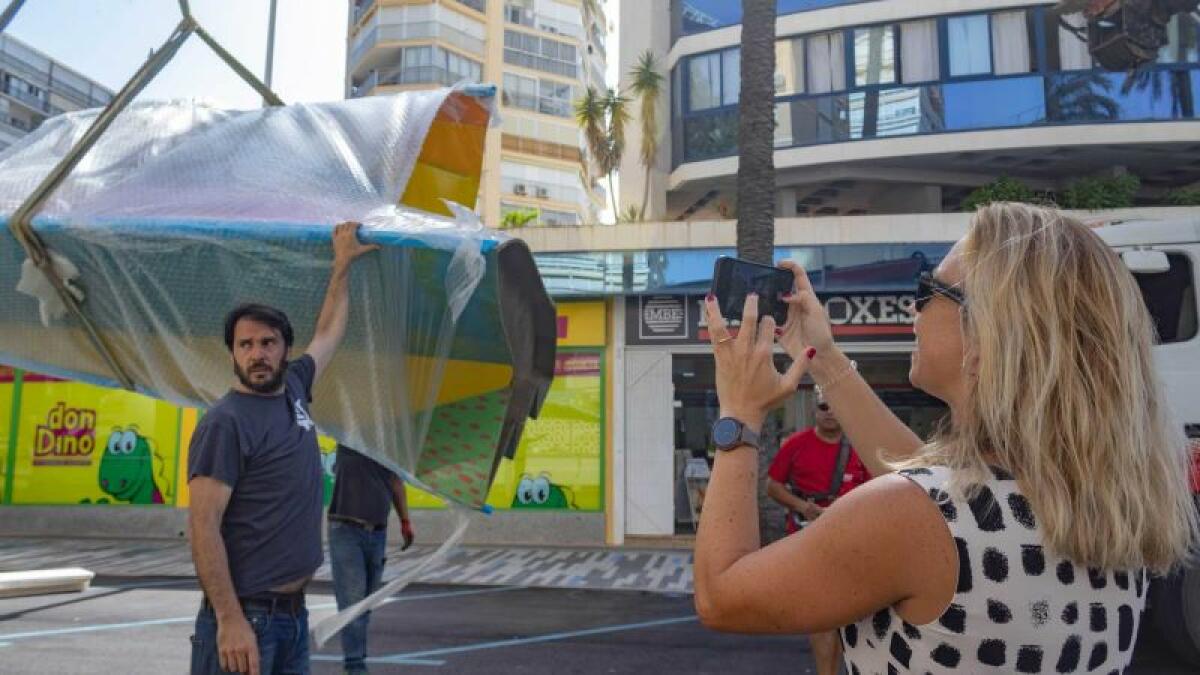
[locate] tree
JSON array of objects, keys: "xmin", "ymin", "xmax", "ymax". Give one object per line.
[
  {"xmin": 575, "ymin": 86, "xmax": 629, "ymax": 219},
  {"xmin": 627, "ymin": 50, "xmax": 665, "ymax": 222},
  {"xmin": 500, "ymin": 208, "xmax": 539, "ymax": 229},
  {"xmin": 736, "ymin": 0, "xmax": 777, "ymax": 265},
  {"xmin": 736, "ymin": 0, "xmax": 783, "ymax": 547}
]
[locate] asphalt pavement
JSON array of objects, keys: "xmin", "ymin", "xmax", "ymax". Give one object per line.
[{"xmin": 0, "ymin": 576, "xmax": 814, "ymax": 674}]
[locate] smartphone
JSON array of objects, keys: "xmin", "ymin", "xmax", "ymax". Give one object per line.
[{"xmin": 710, "ymin": 256, "xmax": 795, "ymax": 326}]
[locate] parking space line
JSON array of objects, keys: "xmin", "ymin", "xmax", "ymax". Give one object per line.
[
  {"xmin": 355, "ymin": 615, "xmax": 699, "ymax": 664},
  {"xmin": 0, "ymin": 585, "xmax": 522, "ymax": 643}
]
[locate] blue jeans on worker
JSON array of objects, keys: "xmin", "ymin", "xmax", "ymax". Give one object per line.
[
  {"xmin": 190, "ymin": 600, "xmax": 310, "ymax": 674},
  {"xmin": 329, "ymin": 519, "xmax": 388, "ymax": 674}
]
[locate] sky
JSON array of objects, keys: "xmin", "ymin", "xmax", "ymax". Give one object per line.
[
  {"xmin": 5, "ymin": 0, "xmax": 348, "ymax": 110},
  {"xmin": 6, "ymin": 0, "xmax": 622, "ymax": 218}
]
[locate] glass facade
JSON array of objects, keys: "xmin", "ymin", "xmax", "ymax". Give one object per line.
[
  {"xmin": 672, "ymin": 1, "xmax": 876, "ymax": 41},
  {"xmin": 674, "ymin": 6, "xmax": 1200, "ymax": 165},
  {"xmin": 533, "ymin": 243, "xmax": 953, "ymax": 297}
]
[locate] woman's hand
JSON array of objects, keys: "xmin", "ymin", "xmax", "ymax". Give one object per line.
[
  {"xmin": 777, "ymin": 260, "xmax": 834, "ymax": 361},
  {"xmin": 705, "ymin": 293, "xmax": 814, "ymax": 432}
]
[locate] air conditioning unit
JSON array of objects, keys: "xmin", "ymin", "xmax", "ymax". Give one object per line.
[
  {"xmin": 514, "ymin": 183, "xmax": 527, "ymax": 196},
  {"xmin": 535, "ymin": 187, "xmax": 550, "ymax": 199}
]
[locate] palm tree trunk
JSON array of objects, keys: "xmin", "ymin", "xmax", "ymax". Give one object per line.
[
  {"xmin": 608, "ymin": 172, "xmax": 619, "ymax": 219},
  {"xmin": 736, "ymin": 0, "xmax": 783, "ymax": 547},
  {"xmin": 639, "ymin": 165, "xmax": 652, "ymax": 222},
  {"xmin": 736, "ymin": 0, "xmax": 777, "ymax": 265}
]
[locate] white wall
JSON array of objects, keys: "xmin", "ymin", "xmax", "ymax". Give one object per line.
[{"xmin": 623, "ymin": 349, "xmax": 675, "ymax": 536}]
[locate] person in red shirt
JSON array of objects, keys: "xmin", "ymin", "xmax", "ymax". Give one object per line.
[{"xmin": 766, "ymin": 396, "xmax": 871, "ymax": 675}]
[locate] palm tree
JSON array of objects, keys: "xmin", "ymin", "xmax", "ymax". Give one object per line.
[
  {"xmin": 628, "ymin": 50, "xmax": 665, "ymax": 222},
  {"xmin": 575, "ymin": 86, "xmax": 628, "ymax": 219},
  {"xmin": 736, "ymin": 0, "xmax": 777, "ymax": 265}
]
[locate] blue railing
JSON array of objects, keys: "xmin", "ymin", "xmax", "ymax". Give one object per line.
[{"xmin": 676, "ymin": 66, "xmax": 1200, "ymax": 165}]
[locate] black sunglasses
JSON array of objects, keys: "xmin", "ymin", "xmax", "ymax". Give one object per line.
[{"xmin": 915, "ymin": 271, "xmax": 966, "ymax": 312}]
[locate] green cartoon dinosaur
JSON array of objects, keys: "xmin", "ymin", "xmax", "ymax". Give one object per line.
[
  {"xmin": 511, "ymin": 472, "xmax": 576, "ymax": 510},
  {"xmin": 94, "ymin": 427, "xmax": 164, "ymax": 505}
]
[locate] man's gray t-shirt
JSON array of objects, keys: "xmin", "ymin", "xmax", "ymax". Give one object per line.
[
  {"xmin": 329, "ymin": 445, "xmax": 396, "ymax": 527},
  {"xmin": 188, "ymin": 355, "xmax": 323, "ymax": 598}
]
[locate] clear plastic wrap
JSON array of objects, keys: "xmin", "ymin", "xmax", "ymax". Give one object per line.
[{"xmin": 0, "ymin": 87, "xmax": 557, "ymax": 510}]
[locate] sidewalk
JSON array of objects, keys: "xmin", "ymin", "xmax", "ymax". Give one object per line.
[{"xmin": 0, "ymin": 537, "xmax": 695, "ymax": 595}]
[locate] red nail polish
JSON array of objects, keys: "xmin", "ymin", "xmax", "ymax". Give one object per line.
[
  {"xmin": 805, "ymin": 347, "xmax": 817, "ymax": 359},
  {"xmin": 774, "ymin": 327, "xmax": 784, "ymax": 336},
  {"xmin": 781, "ymin": 292, "xmax": 793, "ymax": 300},
  {"xmin": 706, "ymin": 293, "xmax": 715, "ymax": 301}
]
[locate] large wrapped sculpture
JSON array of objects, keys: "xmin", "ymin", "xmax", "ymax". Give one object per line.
[{"xmin": 0, "ymin": 87, "xmax": 557, "ymax": 509}]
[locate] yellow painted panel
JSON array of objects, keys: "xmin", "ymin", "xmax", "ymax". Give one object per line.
[{"xmin": 11, "ymin": 377, "xmax": 180, "ymax": 505}]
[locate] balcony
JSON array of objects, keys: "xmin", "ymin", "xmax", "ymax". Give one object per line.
[
  {"xmin": 350, "ymin": 70, "xmax": 380, "ymax": 98},
  {"xmin": 502, "ymin": 133, "xmax": 582, "ymax": 162},
  {"xmin": 677, "ymin": 65, "xmax": 1200, "ymax": 165},
  {"xmin": 504, "ymin": 4, "xmax": 582, "ymax": 39},
  {"xmin": 352, "ymin": 0, "xmax": 375, "ymax": 24},
  {"xmin": 349, "ymin": 20, "xmax": 486, "ymax": 69},
  {"xmin": 455, "ymin": 0, "xmax": 486, "ymax": 13},
  {"xmin": 379, "ymin": 66, "xmax": 465, "ymax": 89}
]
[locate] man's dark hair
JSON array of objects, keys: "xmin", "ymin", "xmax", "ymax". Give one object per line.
[{"xmin": 223, "ymin": 303, "xmax": 294, "ymax": 351}]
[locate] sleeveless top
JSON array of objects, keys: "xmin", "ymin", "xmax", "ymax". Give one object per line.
[{"xmin": 840, "ymin": 466, "xmax": 1147, "ymax": 674}]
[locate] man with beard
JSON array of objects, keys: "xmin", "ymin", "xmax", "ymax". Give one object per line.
[{"xmin": 187, "ymin": 222, "xmax": 379, "ymax": 675}]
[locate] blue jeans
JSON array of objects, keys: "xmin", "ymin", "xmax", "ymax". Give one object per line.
[
  {"xmin": 328, "ymin": 520, "xmax": 387, "ymax": 673},
  {"xmin": 190, "ymin": 601, "xmax": 309, "ymax": 674}
]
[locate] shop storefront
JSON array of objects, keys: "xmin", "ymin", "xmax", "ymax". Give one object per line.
[
  {"xmin": 620, "ymin": 285, "xmax": 948, "ymax": 538},
  {"xmin": 0, "ymin": 301, "xmax": 612, "ymax": 546}
]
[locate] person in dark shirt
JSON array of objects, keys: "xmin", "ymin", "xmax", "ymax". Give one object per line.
[
  {"xmin": 187, "ymin": 222, "xmax": 379, "ymax": 675},
  {"xmin": 327, "ymin": 445, "xmax": 414, "ymax": 674}
]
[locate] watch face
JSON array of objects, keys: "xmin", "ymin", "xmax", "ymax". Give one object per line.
[{"xmin": 712, "ymin": 418, "xmax": 741, "ymax": 448}]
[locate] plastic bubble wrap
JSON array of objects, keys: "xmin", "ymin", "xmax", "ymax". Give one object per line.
[{"xmin": 0, "ymin": 88, "xmax": 556, "ymax": 508}]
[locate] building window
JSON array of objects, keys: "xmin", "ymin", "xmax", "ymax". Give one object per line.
[
  {"xmin": 947, "ymin": 14, "xmax": 991, "ymax": 77},
  {"xmin": 503, "ymin": 72, "xmax": 538, "ymax": 109},
  {"xmin": 853, "ymin": 25, "xmax": 896, "ymax": 86},
  {"xmin": 806, "ymin": 31, "xmax": 846, "ymax": 93},
  {"xmin": 540, "ymin": 207, "xmax": 581, "ymax": 227},
  {"xmin": 503, "ymin": 72, "xmax": 576, "ymax": 118},
  {"xmin": 1044, "ymin": 12, "xmax": 1094, "ymax": 71},
  {"xmin": 990, "ymin": 10, "xmax": 1034, "ymax": 75},
  {"xmin": 1159, "ymin": 13, "xmax": 1200, "ymax": 64},
  {"xmin": 900, "ymin": 19, "xmax": 939, "ymax": 83},
  {"xmin": 504, "ymin": 29, "xmax": 578, "ymax": 78},
  {"xmin": 688, "ymin": 52, "xmax": 722, "ymax": 110},
  {"xmin": 775, "ymin": 37, "xmax": 806, "ymax": 95},
  {"xmin": 501, "ymin": 160, "xmax": 583, "ymax": 205}
]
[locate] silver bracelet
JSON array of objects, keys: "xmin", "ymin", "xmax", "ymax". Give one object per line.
[{"xmin": 814, "ymin": 359, "xmax": 858, "ymax": 399}]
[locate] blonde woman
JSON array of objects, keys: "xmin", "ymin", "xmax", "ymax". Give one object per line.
[{"xmin": 694, "ymin": 203, "xmax": 1197, "ymax": 673}]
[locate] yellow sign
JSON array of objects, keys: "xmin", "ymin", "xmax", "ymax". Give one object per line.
[
  {"xmin": 557, "ymin": 302, "xmax": 606, "ymax": 347},
  {"xmin": 407, "ymin": 351, "xmax": 604, "ymax": 511},
  {"xmin": 0, "ymin": 367, "xmax": 13, "ymax": 495},
  {"xmin": 9, "ymin": 375, "xmax": 180, "ymax": 505}
]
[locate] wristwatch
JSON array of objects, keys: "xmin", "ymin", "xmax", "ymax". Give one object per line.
[{"xmin": 711, "ymin": 417, "xmax": 760, "ymax": 452}]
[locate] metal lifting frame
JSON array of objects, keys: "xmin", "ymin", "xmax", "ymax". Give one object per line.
[{"xmin": 1, "ymin": 0, "xmax": 284, "ymax": 390}]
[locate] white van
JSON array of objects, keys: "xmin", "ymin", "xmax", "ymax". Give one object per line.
[{"xmin": 1096, "ymin": 217, "xmax": 1200, "ymax": 666}]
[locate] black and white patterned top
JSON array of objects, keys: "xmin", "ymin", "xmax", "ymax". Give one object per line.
[{"xmin": 841, "ymin": 466, "xmax": 1146, "ymax": 674}]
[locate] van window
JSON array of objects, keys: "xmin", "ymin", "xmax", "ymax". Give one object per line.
[{"xmin": 1132, "ymin": 253, "xmax": 1197, "ymax": 344}]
